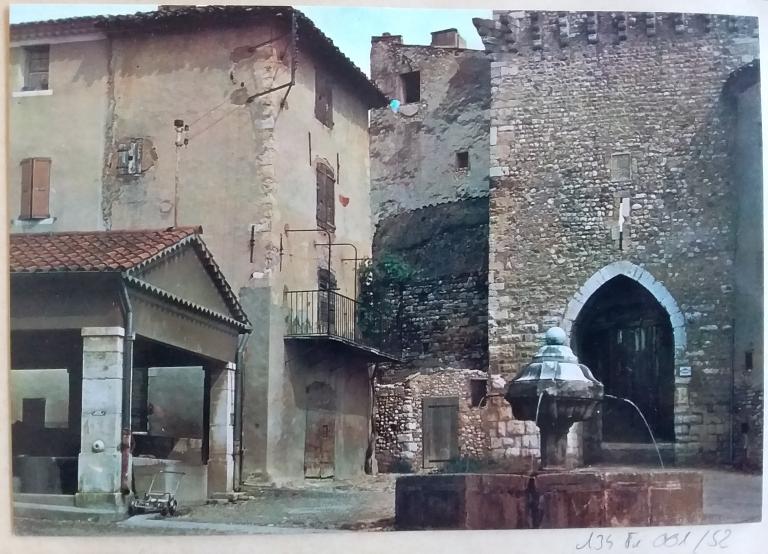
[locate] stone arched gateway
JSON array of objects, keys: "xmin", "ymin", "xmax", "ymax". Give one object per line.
[
  {"xmin": 561, "ymin": 262, "xmax": 688, "ymax": 451},
  {"xmin": 562, "ymin": 261, "xmax": 686, "ymax": 363}
]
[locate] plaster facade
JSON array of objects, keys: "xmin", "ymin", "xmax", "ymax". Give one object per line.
[{"xmin": 9, "ymin": 7, "xmax": 383, "ymax": 489}]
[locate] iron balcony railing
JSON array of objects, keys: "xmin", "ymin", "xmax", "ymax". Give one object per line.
[{"xmin": 284, "ymin": 289, "xmax": 386, "ymax": 352}]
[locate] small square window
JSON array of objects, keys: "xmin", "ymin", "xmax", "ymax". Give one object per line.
[
  {"xmin": 23, "ymin": 45, "xmax": 50, "ymax": 91},
  {"xmin": 401, "ymin": 71, "xmax": 420, "ymax": 103},
  {"xmin": 610, "ymin": 153, "xmax": 632, "ymax": 182},
  {"xmin": 456, "ymin": 151, "xmax": 470, "ymax": 170}
]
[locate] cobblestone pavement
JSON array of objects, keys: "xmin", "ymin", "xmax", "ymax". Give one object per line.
[{"xmin": 13, "ymin": 469, "xmax": 761, "ymax": 536}]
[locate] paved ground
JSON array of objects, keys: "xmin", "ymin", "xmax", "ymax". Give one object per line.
[
  {"xmin": 700, "ymin": 469, "xmax": 763, "ymax": 524},
  {"xmin": 13, "ymin": 469, "xmax": 761, "ymax": 536}
]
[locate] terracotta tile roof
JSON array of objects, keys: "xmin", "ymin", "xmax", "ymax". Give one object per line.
[{"xmin": 10, "ymin": 227, "xmax": 201, "ymax": 273}]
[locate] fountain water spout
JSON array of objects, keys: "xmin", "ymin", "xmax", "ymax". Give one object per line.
[{"xmin": 604, "ymin": 394, "xmax": 665, "ymax": 469}]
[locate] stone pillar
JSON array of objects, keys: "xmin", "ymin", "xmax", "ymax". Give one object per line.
[
  {"xmin": 208, "ymin": 362, "xmax": 235, "ymax": 495},
  {"xmin": 75, "ymin": 327, "xmax": 127, "ymax": 509}
]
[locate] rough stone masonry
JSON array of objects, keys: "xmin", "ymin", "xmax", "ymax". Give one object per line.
[
  {"xmin": 476, "ymin": 11, "xmax": 761, "ymax": 465},
  {"xmin": 370, "ymin": 12, "xmax": 762, "ymax": 472}
]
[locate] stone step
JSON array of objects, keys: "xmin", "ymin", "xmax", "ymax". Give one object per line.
[
  {"xmin": 13, "ymin": 501, "xmax": 125, "ymax": 522},
  {"xmin": 207, "ymin": 491, "xmax": 255, "ymax": 503},
  {"xmin": 14, "ymin": 493, "xmax": 75, "ymax": 507}
]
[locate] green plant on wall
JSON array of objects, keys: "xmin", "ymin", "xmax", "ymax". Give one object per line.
[{"xmin": 358, "ymin": 253, "xmax": 415, "ymax": 346}]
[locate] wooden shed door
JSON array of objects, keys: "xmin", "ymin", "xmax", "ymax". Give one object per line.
[
  {"xmin": 423, "ymin": 397, "xmax": 459, "ymax": 468},
  {"xmin": 304, "ymin": 382, "xmax": 336, "ymax": 479}
]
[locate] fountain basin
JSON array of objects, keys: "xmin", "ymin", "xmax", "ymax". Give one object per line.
[{"xmin": 395, "ymin": 468, "xmax": 703, "ymax": 530}]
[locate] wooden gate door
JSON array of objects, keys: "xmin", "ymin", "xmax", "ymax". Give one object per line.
[
  {"xmin": 422, "ymin": 397, "xmax": 459, "ymax": 468},
  {"xmin": 592, "ymin": 324, "xmax": 674, "ymax": 442},
  {"xmin": 304, "ymin": 382, "xmax": 336, "ymax": 478}
]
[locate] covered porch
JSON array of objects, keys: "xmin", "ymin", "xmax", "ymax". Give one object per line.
[{"xmin": 9, "ymin": 227, "xmax": 250, "ymax": 509}]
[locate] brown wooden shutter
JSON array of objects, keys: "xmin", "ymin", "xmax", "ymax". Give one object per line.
[
  {"xmin": 20, "ymin": 158, "xmax": 33, "ymax": 219},
  {"xmin": 422, "ymin": 397, "xmax": 459, "ymax": 467},
  {"xmin": 19, "ymin": 157, "xmax": 50, "ymax": 219},
  {"xmin": 31, "ymin": 158, "xmax": 51, "ymax": 218},
  {"xmin": 316, "ymin": 166, "xmax": 325, "ymax": 227},
  {"xmin": 314, "ymin": 71, "xmax": 333, "ymax": 128},
  {"xmin": 316, "ymin": 163, "xmax": 335, "ymax": 230},
  {"xmin": 326, "ymin": 169, "xmax": 335, "ymax": 228}
]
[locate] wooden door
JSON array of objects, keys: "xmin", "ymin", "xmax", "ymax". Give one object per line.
[
  {"xmin": 587, "ymin": 323, "xmax": 674, "ymax": 442},
  {"xmin": 422, "ymin": 397, "xmax": 459, "ymax": 468},
  {"xmin": 304, "ymin": 382, "xmax": 336, "ymax": 478}
]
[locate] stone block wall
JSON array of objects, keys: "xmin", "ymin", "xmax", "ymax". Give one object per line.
[
  {"xmin": 372, "ymin": 198, "xmax": 490, "ymax": 378},
  {"xmin": 380, "ymin": 273, "xmax": 488, "ymax": 377},
  {"xmin": 374, "ymin": 369, "xmax": 582, "ymax": 472},
  {"xmin": 476, "ymin": 11, "xmax": 760, "ymax": 464},
  {"xmin": 375, "ymin": 370, "xmax": 488, "ymax": 472}
]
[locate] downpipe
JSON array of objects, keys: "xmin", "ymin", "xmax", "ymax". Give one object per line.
[
  {"xmin": 235, "ymin": 332, "xmax": 249, "ymax": 491},
  {"xmin": 117, "ymin": 277, "xmax": 135, "ymax": 495},
  {"xmin": 729, "ymin": 318, "xmax": 736, "ymax": 465}
]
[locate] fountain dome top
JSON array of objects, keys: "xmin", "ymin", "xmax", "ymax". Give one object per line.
[{"xmin": 545, "ymin": 327, "xmax": 567, "ymax": 345}]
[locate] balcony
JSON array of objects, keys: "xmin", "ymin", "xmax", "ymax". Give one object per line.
[{"xmin": 284, "ymin": 289, "xmax": 400, "ymax": 362}]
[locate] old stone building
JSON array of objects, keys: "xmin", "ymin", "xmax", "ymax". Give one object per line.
[
  {"xmin": 371, "ymin": 12, "xmax": 762, "ymax": 471},
  {"xmin": 369, "ymin": 29, "xmax": 550, "ymax": 471},
  {"xmin": 9, "ymin": 5, "xmax": 390, "ymax": 506}
]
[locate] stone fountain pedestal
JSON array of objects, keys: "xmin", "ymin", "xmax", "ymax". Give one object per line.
[
  {"xmin": 394, "ymin": 327, "xmax": 704, "ymax": 530},
  {"xmin": 395, "ymin": 468, "xmax": 703, "ymax": 530}
]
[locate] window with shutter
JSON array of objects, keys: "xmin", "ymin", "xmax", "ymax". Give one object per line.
[
  {"xmin": 19, "ymin": 158, "xmax": 51, "ymax": 220},
  {"xmin": 116, "ymin": 139, "xmax": 144, "ymax": 176},
  {"xmin": 314, "ymin": 71, "xmax": 333, "ymax": 128},
  {"xmin": 316, "ymin": 162, "xmax": 336, "ymax": 231},
  {"xmin": 317, "ymin": 269, "xmax": 337, "ymax": 335},
  {"xmin": 23, "ymin": 45, "xmax": 50, "ymax": 91}
]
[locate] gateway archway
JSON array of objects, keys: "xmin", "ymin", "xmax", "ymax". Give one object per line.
[{"xmin": 572, "ymin": 275, "xmax": 675, "ymax": 442}]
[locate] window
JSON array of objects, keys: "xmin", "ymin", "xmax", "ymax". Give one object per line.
[
  {"xmin": 131, "ymin": 368, "xmax": 149, "ymax": 432},
  {"xmin": 610, "ymin": 153, "xmax": 632, "ymax": 182},
  {"xmin": 401, "ymin": 71, "xmax": 420, "ymax": 103},
  {"xmin": 470, "ymin": 379, "xmax": 487, "ymax": 408},
  {"xmin": 23, "ymin": 45, "xmax": 50, "ymax": 91},
  {"xmin": 316, "ymin": 162, "xmax": 336, "ymax": 231},
  {"xmin": 456, "ymin": 151, "xmax": 470, "ymax": 170},
  {"xmin": 116, "ymin": 139, "xmax": 144, "ymax": 176},
  {"xmin": 318, "ymin": 268, "xmax": 337, "ymax": 334},
  {"xmin": 22, "ymin": 398, "xmax": 46, "ymax": 428},
  {"xmin": 19, "ymin": 157, "xmax": 51, "ymax": 220},
  {"xmin": 745, "ymin": 350, "xmax": 754, "ymax": 371},
  {"xmin": 314, "ymin": 70, "xmax": 333, "ymax": 128}
]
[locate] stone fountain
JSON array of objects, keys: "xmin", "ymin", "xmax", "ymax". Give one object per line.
[
  {"xmin": 395, "ymin": 327, "xmax": 704, "ymax": 530},
  {"xmin": 505, "ymin": 327, "xmax": 603, "ymax": 470}
]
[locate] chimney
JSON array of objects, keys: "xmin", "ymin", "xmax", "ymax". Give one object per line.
[
  {"xmin": 431, "ymin": 28, "xmax": 466, "ymax": 48},
  {"xmin": 158, "ymin": 5, "xmax": 195, "ymax": 12},
  {"xmin": 372, "ymin": 32, "xmax": 403, "ymax": 45}
]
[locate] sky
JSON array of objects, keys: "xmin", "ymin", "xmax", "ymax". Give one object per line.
[{"xmin": 9, "ymin": 4, "xmax": 491, "ymax": 75}]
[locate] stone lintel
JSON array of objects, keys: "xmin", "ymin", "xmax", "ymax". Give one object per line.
[{"xmin": 82, "ymin": 326, "xmax": 125, "ymax": 338}]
